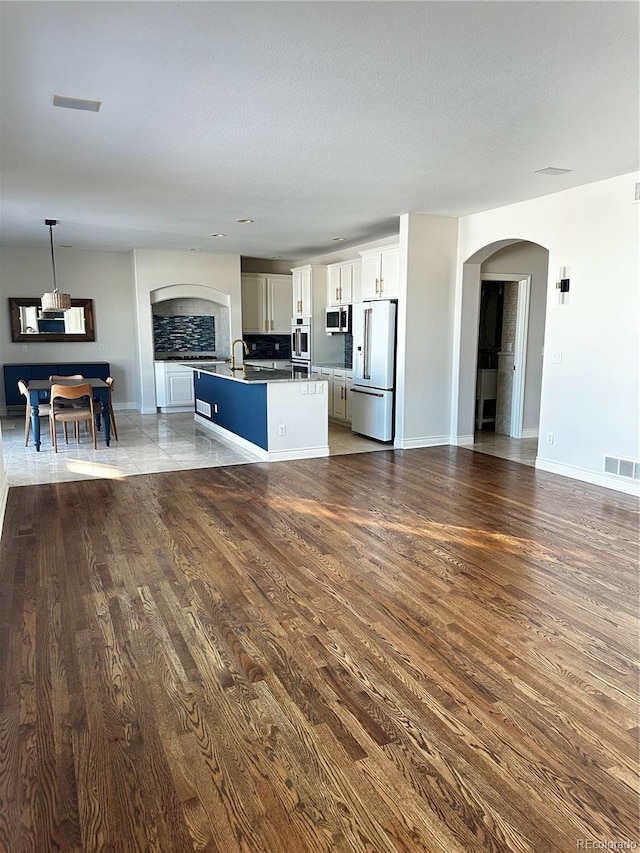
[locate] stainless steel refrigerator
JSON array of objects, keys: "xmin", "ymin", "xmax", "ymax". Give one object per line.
[{"xmin": 351, "ymin": 300, "xmax": 396, "ymax": 441}]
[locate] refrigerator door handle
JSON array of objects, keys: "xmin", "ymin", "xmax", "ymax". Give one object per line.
[
  {"xmin": 363, "ymin": 307, "xmax": 372, "ymax": 379},
  {"xmin": 352, "ymin": 388, "xmax": 384, "ymax": 398}
]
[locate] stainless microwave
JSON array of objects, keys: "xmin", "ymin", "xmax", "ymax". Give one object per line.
[{"xmin": 325, "ymin": 305, "xmax": 351, "ymax": 334}]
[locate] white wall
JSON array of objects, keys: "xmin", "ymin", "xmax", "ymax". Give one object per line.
[
  {"xmin": 0, "ymin": 421, "xmax": 7, "ymax": 536},
  {"xmin": 0, "ymin": 247, "xmax": 137, "ymax": 411},
  {"xmin": 481, "ymin": 241, "xmax": 549, "ymax": 432},
  {"xmin": 396, "ymin": 213, "xmax": 459, "ymax": 447},
  {"xmin": 454, "ymin": 173, "xmax": 639, "ymax": 494},
  {"xmin": 132, "ymin": 250, "xmax": 242, "ymax": 413}
]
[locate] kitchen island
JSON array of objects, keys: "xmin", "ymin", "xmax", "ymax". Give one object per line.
[{"xmin": 186, "ymin": 363, "xmax": 329, "ymax": 462}]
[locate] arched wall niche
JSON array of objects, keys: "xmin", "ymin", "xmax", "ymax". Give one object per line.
[
  {"xmin": 150, "ymin": 283, "xmax": 230, "ymax": 307},
  {"xmin": 456, "ymin": 238, "xmax": 549, "ymax": 439},
  {"xmin": 150, "ymin": 283, "xmax": 231, "ymax": 359}
]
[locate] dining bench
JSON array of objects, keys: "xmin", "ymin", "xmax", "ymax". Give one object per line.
[{"xmin": 3, "ymin": 361, "xmax": 110, "ymax": 409}]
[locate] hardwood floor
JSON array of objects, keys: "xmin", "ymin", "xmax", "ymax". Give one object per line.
[{"xmin": 1, "ymin": 447, "xmax": 638, "ymax": 852}]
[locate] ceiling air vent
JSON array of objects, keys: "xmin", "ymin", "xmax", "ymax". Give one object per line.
[
  {"xmin": 534, "ymin": 167, "xmax": 572, "ymax": 176},
  {"xmin": 53, "ymin": 95, "xmax": 101, "ymax": 112}
]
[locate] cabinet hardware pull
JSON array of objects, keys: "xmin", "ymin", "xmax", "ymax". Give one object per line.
[
  {"xmin": 380, "ymin": 278, "xmax": 384, "ymax": 294},
  {"xmin": 375, "ymin": 278, "xmax": 379, "ymax": 294}
]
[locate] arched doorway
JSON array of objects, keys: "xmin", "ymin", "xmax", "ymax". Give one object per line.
[{"xmin": 456, "ymin": 239, "xmax": 549, "ymax": 461}]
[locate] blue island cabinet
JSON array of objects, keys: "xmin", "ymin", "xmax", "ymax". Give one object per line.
[{"xmin": 193, "ymin": 370, "xmax": 268, "ymax": 450}]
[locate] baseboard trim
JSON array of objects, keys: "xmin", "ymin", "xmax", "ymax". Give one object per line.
[
  {"xmin": 535, "ymin": 458, "xmax": 640, "ymax": 496},
  {"xmin": 394, "ymin": 434, "xmax": 451, "ymax": 450},
  {"xmin": 195, "ymin": 415, "xmax": 329, "ymax": 462},
  {"xmin": 195, "ymin": 415, "xmax": 267, "ymax": 459},
  {"xmin": 521, "ymin": 428, "xmax": 539, "ymax": 439},
  {"xmin": 453, "ymin": 434, "xmax": 475, "ymax": 446},
  {"xmin": 0, "ymin": 473, "xmax": 9, "ymax": 540}
]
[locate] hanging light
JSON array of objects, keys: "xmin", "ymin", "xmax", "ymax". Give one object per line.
[{"xmin": 41, "ymin": 219, "xmax": 71, "ymax": 312}]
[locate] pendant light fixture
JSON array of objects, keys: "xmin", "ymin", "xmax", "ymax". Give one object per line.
[{"xmin": 41, "ymin": 219, "xmax": 71, "ymax": 312}]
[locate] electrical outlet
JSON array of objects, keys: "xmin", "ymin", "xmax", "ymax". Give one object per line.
[
  {"xmin": 551, "ymin": 352, "xmax": 562, "ymax": 364},
  {"xmin": 21, "ymin": 344, "xmax": 28, "ymax": 352},
  {"xmin": 546, "ymin": 432, "xmax": 554, "ymax": 444},
  {"xmin": 275, "ymin": 343, "xmax": 279, "ymax": 351},
  {"xmin": 278, "ymin": 424, "xmax": 286, "ymax": 436}
]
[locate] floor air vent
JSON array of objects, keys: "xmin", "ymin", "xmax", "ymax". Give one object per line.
[
  {"xmin": 604, "ymin": 455, "xmax": 640, "ymax": 479},
  {"xmin": 196, "ymin": 399, "xmax": 211, "ymax": 417}
]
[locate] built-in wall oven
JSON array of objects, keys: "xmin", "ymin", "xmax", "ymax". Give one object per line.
[
  {"xmin": 291, "ymin": 317, "xmax": 311, "ymax": 364},
  {"xmin": 291, "ymin": 361, "xmax": 310, "ymax": 379}
]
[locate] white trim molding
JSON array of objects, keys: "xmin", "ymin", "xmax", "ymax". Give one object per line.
[
  {"xmin": 521, "ymin": 428, "xmax": 539, "ymax": 439},
  {"xmin": 394, "ymin": 434, "xmax": 451, "ymax": 449},
  {"xmin": 536, "ymin": 458, "xmax": 640, "ymax": 497},
  {"xmin": 0, "ymin": 475, "xmax": 8, "ymax": 539},
  {"xmin": 194, "ymin": 414, "xmax": 329, "ymax": 462}
]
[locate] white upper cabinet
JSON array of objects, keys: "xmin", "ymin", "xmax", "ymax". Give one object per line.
[
  {"xmin": 241, "ymin": 274, "xmax": 292, "ymax": 334},
  {"xmin": 291, "ymin": 266, "xmax": 312, "ymax": 316},
  {"xmin": 360, "ymin": 245, "xmax": 400, "ymax": 300},
  {"xmin": 327, "ymin": 260, "xmax": 361, "ymax": 306}
]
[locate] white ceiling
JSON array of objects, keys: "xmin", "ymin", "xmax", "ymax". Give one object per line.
[{"xmin": 1, "ymin": 1, "xmax": 637, "ymax": 261}]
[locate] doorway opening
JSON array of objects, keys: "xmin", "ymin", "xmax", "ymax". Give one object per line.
[
  {"xmin": 475, "ymin": 276, "xmax": 529, "ymax": 437},
  {"xmin": 456, "ymin": 239, "xmax": 548, "ymax": 464}
]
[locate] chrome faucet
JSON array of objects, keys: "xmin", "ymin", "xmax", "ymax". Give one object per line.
[{"xmin": 230, "ymin": 338, "xmax": 249, "ymax": 370}]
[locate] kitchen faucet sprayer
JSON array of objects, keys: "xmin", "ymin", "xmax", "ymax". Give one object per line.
[{"xmin": 230, "ymin": 338, "xmax": 249, "ymax": 370}]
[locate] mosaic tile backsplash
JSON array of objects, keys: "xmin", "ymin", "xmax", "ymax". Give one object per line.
[
  {"xmin": 153, "ymin": 315, "xmax": 215, "ymax": 352},
  {"xmin": 343, "ymin": 334, "xmax": 353, "ymax": 368},
  {"xmin": 244, "ymin": 334, "xmax": 292, "ymax": 359}
]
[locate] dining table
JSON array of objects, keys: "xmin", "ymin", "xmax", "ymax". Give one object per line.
[{"xmin": 26, "ymin": 378, "xmax": 111, "ymax": 451}]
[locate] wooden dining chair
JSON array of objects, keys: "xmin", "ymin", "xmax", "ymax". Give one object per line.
[
  {"xmin": 18, "ymin": 379, "xmax": 50, "ymax": 446},
  {"xmin": 49, "ymin": 374, "xmax": 84, "ymax": 382},
  {"xmin": 49, "ymin": 373, "xmax": 88, "ymax": 434},
  {"xmin": 49, "ymin": 383, "xmax": 97, "ymax": 452},
  {"xmin": 105, "ymin": 377, "xmax": 119, "ymax": 441}
]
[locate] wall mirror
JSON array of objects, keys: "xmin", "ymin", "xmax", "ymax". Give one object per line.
[{"xmin": 8, "ymin": 297, "xmax": 96, "ymax": 343}]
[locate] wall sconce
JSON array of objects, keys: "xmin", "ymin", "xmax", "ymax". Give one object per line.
[{"xmin": 556, "ymin": 267, "xmax": 571, "ymax": 303}]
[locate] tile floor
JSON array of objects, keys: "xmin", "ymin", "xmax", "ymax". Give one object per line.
[
  {"xmin": 470, "ymin": 429, "xmax": 538, "ymax": 467},
  {"xmin": 1, "ymin": 411, "xmax": 536, "ymax": 488},
  {"xmin": 0, "ymin": 412, "xmax": 390, "ymax": 487}
]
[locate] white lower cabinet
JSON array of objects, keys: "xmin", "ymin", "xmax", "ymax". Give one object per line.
[
  {"xmin": 316, "ymin": 366, "xmax": 352, "ymax": 423},
  {"xmin": 155, "ymin": 362, "xmax": 195, "ymax": 412}
]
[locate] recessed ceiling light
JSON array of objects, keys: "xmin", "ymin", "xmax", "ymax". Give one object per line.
[
  {"xmin": 210, "ymin": 233, "xmax": 226, "ymax": 238},
  {"xmin": 237, "ymin": 218, "xmax": 254, "ymax": 224},
  {"xmin": 534, "ymin": 167, "xmax": 572, "ymax": 176},
  {"xmin": 332, "ymin": 237, "xmax": 346, "ymax": 242},
  {"xmin": 53, "ymin": 94, "xmax": 101, "ymax": 112}
]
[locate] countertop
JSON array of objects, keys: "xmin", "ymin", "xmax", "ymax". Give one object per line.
[
  {"xmin": 183, "ymin": 362, "xmax": 325, "ymax": 384},
  {"xmin": 314, "ymin": 361, "xmax": 353, "ymax": 370}
]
